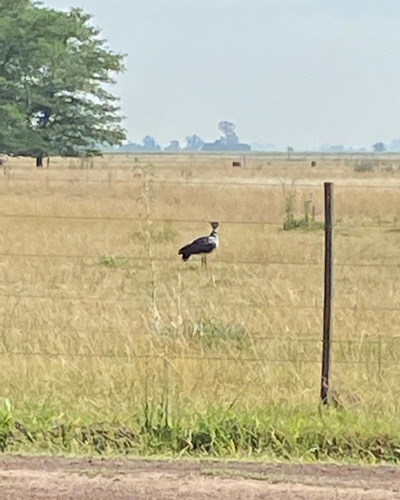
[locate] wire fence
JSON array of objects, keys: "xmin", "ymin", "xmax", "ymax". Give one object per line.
[
  {"xmin": 1, "ymin": 244, "xmax": 400, "ymax": 270},
  {"xmin": 2, "ymin": 175, "xmax": 400, "ymax": 190},
  {"xmin": 1, "ymin": 177, "xmax": 400, "ymax": 403},
  {"xmin": 1, "ymin": 291, "xmax": 400, "ymax": 314},
  {"xmin": 0, "ymin": 338, "xmax": 399, "ymax": 369},
  {"xmin": 1, "ymin": 252, "xmax": 400, "ymax": 271},
  {"xmin": 0, "ymin": 351, "xmax": 396, "ymax": 366},
  {"xmin": 1, "ymin": 211, "xmax": 400, "ymax": 226}
]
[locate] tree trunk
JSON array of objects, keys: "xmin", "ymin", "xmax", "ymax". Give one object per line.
[{"xmin": 36, "ymin": 155, "xmax": 43, "ymax": 168}]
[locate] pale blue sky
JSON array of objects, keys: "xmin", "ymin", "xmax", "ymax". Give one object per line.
[{"xmin": 43, "ymin": 0, "xmax": 400, "ymax": 148}]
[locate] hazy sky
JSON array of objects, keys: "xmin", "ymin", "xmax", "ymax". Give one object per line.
[{"xmin": 43, "ymin": 0, "xmax": 400, "ymax": 148}]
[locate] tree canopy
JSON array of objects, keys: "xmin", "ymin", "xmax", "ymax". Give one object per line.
[
  {"xmin": 0, "ymin": 0, "xmax": 126, "ymax": 164},
  {"xmin": 373, "ymin": 142, "xmax": 385, "ymax": 153}
]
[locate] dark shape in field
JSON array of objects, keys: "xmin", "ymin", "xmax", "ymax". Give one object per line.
[{"xmin": 178, "ymin": 222, "xmax": 219, "ymax": 268}]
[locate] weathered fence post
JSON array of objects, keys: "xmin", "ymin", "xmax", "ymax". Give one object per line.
[{"xmin": 320, "ymin": 182, "xmax": 334, "ymax": 404}]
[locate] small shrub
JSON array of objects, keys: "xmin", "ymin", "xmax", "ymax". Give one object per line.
[
  {"xmin": 164, "ymin": 318, "xmax": 248, "ymax": 351},
  {"xmin": 282, "ymin": 188, "xmax": 323, "ymax": 231},
  {"xmin": 283, "ymin": 189, "xmax": 297, "ymax": 230},
  {"xmin": 154, "ymin": 222, "xmax": 178, "ymax": 243},
  {"xmin": 186, "ymin": 318, "xmax": 247, "ymax": 349},
  {"xmin": 353, "ymin": 160, "xmax": 375, "ymax": 172},
  {"xmin": 132, "ymin": 222, "xmax": 178, "ymax": 244},
  {"xmin": 98, "ymin": 255, "xmax": 127, "ymax": 269}
]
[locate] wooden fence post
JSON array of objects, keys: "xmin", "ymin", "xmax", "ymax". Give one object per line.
[{"xmin": 320, "ymin": 182, "xmax": 334, "ymax": 404}]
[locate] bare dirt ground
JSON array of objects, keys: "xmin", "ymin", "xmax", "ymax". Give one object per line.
[{"xmin": 0, "ymin": 456, "xmax": 399, "ymax": 500}]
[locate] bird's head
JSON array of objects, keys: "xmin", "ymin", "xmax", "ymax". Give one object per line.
[{"xmin": 210, "ymin": 221, "xmax": 219, "ymax": 230}]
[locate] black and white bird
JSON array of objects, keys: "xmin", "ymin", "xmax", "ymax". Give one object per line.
[{"xmin": 178, "ymin": 222, "xmax": 219, "ymax": 268}]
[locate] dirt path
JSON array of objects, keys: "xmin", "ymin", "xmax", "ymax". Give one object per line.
[{"xmin": 0, "ymin": 456, "xmax": 399, "ymax": 499}]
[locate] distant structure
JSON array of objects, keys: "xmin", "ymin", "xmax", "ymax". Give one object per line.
[
  {"xmin": 320, "ymin": 144, "xmax": 344, "ymax": 152},
  {"xmin": 164, "ymin": 140, "xmax": 180, "ymax": 152},
  {"xmin": 202, "ymin": 121, "xmax": 251, "ymax": 151},
  {"xmin": 250, "ymin": 143, "xmax": 277, "ymax": 152},
  {"xmin": 373, "ymin": 142, "xmax": 385, "ymax": 152},
  {"xmin": 114, "ymin": 136, "xmax": 162, "ymax": 153},
  {"xmin": 184, "ymin": 135, "xmax": 204, "ymax": 151}
]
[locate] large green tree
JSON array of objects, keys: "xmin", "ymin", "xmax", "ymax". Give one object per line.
[{"xmin": 0, "ymin": 0, "xmax": 126, "ymax": 166}]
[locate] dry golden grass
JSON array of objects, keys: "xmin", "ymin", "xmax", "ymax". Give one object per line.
[{"xmin": 1, "ymin": 153, "xmax": 400, "ymax": 422}]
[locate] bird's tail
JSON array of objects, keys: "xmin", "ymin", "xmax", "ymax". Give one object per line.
[{"xmin": 178, "ymin": 246, "xmax": 191, "ymax": 261}]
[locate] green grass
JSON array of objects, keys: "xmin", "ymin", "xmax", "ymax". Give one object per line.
[
  {"xmin": 162, "ymin": 317, "xmax": 249, "ymax": 350},
  {"xmin": 98, "ymin": 254, "xmax": 128, "ymax": 269},
  {"xmin": 1, "ymin": 398, "xmax": 400, "ymax": 463},
  {"xmin": 131, "ymin": 222, "xmax": 178, "ymax": 243}
]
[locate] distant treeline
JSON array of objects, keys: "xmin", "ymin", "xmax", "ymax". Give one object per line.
[{"xmin": 110, "ymin": 121, "xmax": 251, "ymax": 153}]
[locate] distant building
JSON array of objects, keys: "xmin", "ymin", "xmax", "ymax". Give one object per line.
[
  {"xmin": 164, "ymin": 140, "xmax": 180, "ymax": 152},
  {"xmin": 113, "ymin": 136, "xmax": 162, "ymax": 153},
  {"xmin": 184, "ymin": 135, "xmax": 204, "ymax": 151},
  {"xmin": 250, "ymin": 143, "xmax": 278, "ymax": 152},
  {"xmin": 201, "ymin": 121, "xmax": 251, "ymax": 151},
  {"xmin": 320, "ymin": 144, "xmax": 345, "ymax": 152},
  {"xmin": 202, "ymin": 141, "xmax": 251, "ymax": 152}
]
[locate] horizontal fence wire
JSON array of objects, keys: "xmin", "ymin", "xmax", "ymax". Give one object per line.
[
  {"xmin": 2, "ymin": 176, "xmax": 400, "ymax": 189},
  {"xmin": 0, "ymin": 292, "xmax": 321, "ymax": 308},
  {"xmin": 1, "ymin": 212, "xmax": 399, "ymax": 234},
  {"xmin": 0, "ymin": 251, "xmax": 321, "ymax": 266},
  {"xmin": 0, "ymin": 292, "xmax": 400, "ymax": 313},
  {"xmin": 0, "ymin": 213, "xmax": 279, "ymax": 225},
  {"xmin": 1, "ymin": 329, "xmax": 398, "ymax": 363},
  {"xmin": 1, "ymin": 326, "xmax": 399, "ymax": 343},
  {"xmin": 0, "ymin": 351, "xmax": 321, "ymax": 363},
  {"xmin": 1, "ymin": 251, "xmax": 400, "ymax": 271},
  {"xmin": 1, "ymin": 212, "xmax": 400, "ymax": 229},
  {"xmin": 0, "ymin": 350, "xmax": 397, "ymax": 366},
  {"xmin": 1, "ymin": 177, "xmax": 319, "ymax": 188}
]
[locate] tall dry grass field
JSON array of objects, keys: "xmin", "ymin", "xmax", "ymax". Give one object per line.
[{"xmin": 1, "ymin": 153, "xmax": 400, "ymax": 459}]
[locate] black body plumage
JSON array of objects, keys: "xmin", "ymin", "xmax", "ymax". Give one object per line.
[{"xmin": 178, "ymin": 222, "xmax": 219, "ymax": 264}]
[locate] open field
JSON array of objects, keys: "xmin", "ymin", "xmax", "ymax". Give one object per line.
[
  {"xmin": 1, "ymin": 153, "xmax": 400, "ymax": 460},
  {"xmin": 1, "ymin": 456, "xmax": 400, "ymax": 499}
]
